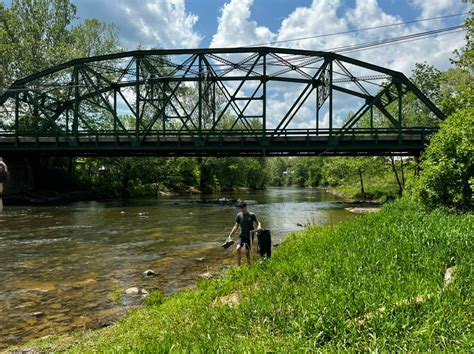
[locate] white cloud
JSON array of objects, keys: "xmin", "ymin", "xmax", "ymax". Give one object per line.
[
  {"xmin": 410, "ymin": 0, "xmax": 470, "ymax": 20},
  {"xmin": 210, "ymin": 0, "xmax": 467, "ymax": 74},
  {"xmin": 276, "ymin": 0, "xmax": 352, "ymax": 50},
  {"xmin": 82, "ymin": 0, "xmax": 203, "ymax": 49},
  {"xmin": 210, "ymin": 0, "xmax": 275, "ymax": 47}
]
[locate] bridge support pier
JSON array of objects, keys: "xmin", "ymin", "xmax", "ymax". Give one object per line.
[{"xmin": 0, "ymin": 157, "xmax": 7, "ymax": 212}]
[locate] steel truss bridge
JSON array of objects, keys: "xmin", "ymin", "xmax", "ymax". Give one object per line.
[{"xmin": 0, "ymin": 47, "xmax": 444, "ymax": 157}]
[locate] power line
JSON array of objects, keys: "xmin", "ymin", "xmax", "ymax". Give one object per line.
[
  {"xmin": 329, "ymin": 24, "xmax": 464, "ymax": 53},
  {"xmin": 261, "ymin": 24, "xmax": 464, "ymax": 65},
  {"xmin": 245, "ymin": 12, "xmax": 469, "ymax": 47},
  {"xmin": 338, "ymin": 29, "xmax": 465, "ymax": 55}
]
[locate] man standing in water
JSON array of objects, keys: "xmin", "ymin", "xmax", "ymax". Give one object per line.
[{"xmin": 227, "ymin": 201, "xmax": 262, "ymax": 266}]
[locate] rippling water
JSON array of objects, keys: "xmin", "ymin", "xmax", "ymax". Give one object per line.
[{"xmin": 0, "ymin": 187, "xmax": 353, "ymax": 349}]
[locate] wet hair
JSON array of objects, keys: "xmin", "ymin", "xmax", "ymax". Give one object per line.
[{"xmin": 238, "ymin": 201, "xmax": 247, "ymax": 208}]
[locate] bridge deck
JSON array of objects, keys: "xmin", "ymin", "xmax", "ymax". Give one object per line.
[{"xmin": 0, "ymin": 130, "xmax": 433, "ymax": 156}]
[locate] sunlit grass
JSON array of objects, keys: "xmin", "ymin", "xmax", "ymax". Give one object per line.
[
  {"xmin": 24, "ymin": 199, "xmax": 472, "ymax": 352},
  {"xmin": 331, "ymin": 164, "xmax": 414, "ymax": 202}
]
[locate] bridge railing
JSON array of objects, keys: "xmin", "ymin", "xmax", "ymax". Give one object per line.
[
  {"xmin": 0, "ymin": 127, "xmax": 437, "ymax": 137},
  {"xmin": 0, "ymin": 127, "xmax": 437, "ymax": 146}
]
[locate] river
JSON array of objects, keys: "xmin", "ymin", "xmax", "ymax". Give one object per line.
[{"xmin": 0, "ymin": 187, "xmax": 354, "ymax": 349}]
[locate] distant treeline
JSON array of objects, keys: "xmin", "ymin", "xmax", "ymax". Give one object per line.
[{"xmin": 1, "ymin": 1, "xmax": 472, "ymax": 210}]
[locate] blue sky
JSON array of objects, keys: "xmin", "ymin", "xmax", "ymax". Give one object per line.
[
  {"xmin": 4, "ymin": 0, "xmax": 470, "ymax": 74},
  {"xmin": 3, "ymin": 0, "xmax": 471, "ymax": 128},
  {"xmin": 60, "ymin": 0, "xmax": 469, "ymax": 74}
]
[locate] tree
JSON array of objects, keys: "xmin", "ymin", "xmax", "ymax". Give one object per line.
[
  {"xmin": 0, "ymin": 0, "xmax": 77, "ymax": 87},
  {"xmin": 0, "ymin": 0, "xmax": 121, "ymax": 89},
  {"xmin": 71, "ymin": 18, "xmax": 121, "ymax": 58},
  {"xmin": 265, "ymin": 157, "xmax": 289, "ymax": 186},
  {"xmin": 402, "ymin": 63, "xmax": 443, "ymax": 127},
  {"xmin": 410, "ymin": 108, "xmax": 473, "ymax": 210},
  {"xmin": 438, "ymin": 11, "xmax": 474, "ymax": 116}
]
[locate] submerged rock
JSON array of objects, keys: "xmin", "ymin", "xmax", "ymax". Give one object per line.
[
  {"xmin": 143, "ymin": 269, "xmax": 157, "ymax": 277},
  {"xmin": 125, "ymin": 287, "xmax": 140, "ymax": 295},
  {"xmin": 25, "ymin": 311, "xmax": 45, "ymax": 318}
]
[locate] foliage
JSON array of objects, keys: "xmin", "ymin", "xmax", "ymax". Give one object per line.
[
  {"xmin": 0, "ymin": 0, "xmax": 121, "ymax": 88},
  {"xmin": 0, "ymin": 0, "xmax": 76, "ymax": 87},
  {"xmin": 111, "ymin": 283, "xmax": 123, "ymax": 304},
  {"xmin": 25, "ymin": 199, "xmax": 473, "ymax": 351},
  {"xmin": 74, "ymin": 157, "xmax": 200, "ymax": 198},
  {"xmin": 452, "ymin": 10, "xmax": 473, "ymax": 71},
  {"xmin": 402, "ymin": 63, "xmax": 443, "ymax": 127},
  {"xmin": 409, "ymin": 108, "xmax": 473, "ymax": 210},
  {"xmin": 265, "ymin": 157, "xmax": 289, "ymax": 186},
  {"xmin": 198, "ymin": 157, "xmax": 267, "ymax": 193},
  {"xmin": 144, "ymin": 291, "xmax": 166, "ymax": 306},
  {"xmin": 322, "ymin": 157, "xmax": 391, "ymax": 196},
  {"xmin": 438, "ymin": 67, "xmax": 473, "ymax": 116},
  {"xmin": 70, "ymin": 18, "xmax": 122, "ymax": 58},
  {"xmin": 439, "ymin": 10, "xmax": 474, "ymax": 115}
]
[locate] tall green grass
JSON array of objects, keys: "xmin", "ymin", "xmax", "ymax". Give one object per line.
[{"xmin": 27, "ymin": 199, "xmax": 472, "ymax": 352}]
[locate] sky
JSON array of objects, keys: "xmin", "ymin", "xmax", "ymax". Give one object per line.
[
  {"xmin": 61, "ymin": 0, "xmax": 472, "ymax": 75},
  {"xmin": 3, "ymin": 0, "xmax": 472, "ymax": 128}
]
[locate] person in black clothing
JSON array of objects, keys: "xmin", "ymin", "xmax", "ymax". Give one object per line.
[{"xmin": 227, "ymin": 201, "xmax": 262, "ymax": 266}]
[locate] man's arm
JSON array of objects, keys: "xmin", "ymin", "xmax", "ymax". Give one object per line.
[{"xmin": 228, "ymin": 222, "xmax": 239, "ymax": 240}]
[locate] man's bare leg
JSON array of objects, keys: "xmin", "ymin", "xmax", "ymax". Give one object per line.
[
  {"xmin": 245, "ymin": 246, "xmax": 251, "ymax": 265},
  {"xmin": 236, "ymin": 244, "xmax": 242, "ymax": 266}
]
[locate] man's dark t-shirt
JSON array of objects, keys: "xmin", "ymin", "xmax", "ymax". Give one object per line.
[{"xmin": 235, "ymin": 212, "xmax": 257, "ymax": 241}]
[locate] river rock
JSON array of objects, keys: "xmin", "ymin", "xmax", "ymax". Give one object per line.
[
  {"xmin": 198, "ymin": 272, "xmax": 214, "ymax": 279},
  {"xmin": 25, "ymin": 311, "xmax": 45, "ymax": 318},
  {"xmin": 125, "ymin": 287, "xmax": 140, "ymax": 295},
  {"xmin": 196, "ymin": 198, "xmax": 239, "ymax": 205},
  {"xmin": 143, "ymin": 269, "xmax": 157, "ymax": 277},
  {"xmin": 98, "ymin": 319, "xmax": 115, "ymax": 328},
  {"xmin": 195, "ymin": 257, "xmax": 206, "ymax": 262},
  {"xmin": 140, "ymin": 288, "xmax": 149, "ymax": 296},
  {"xmin": 444, "ymin": 266, "xmax": 457, "ymax": 286}
]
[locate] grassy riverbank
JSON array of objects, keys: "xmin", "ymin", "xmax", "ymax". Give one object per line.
[
  {"xmin": 327, "ymin": 163, "xmax": 415, "ymax": 202},
  {"xmin": 22, "ymin": 199, "xmax": 472, "ymax": 352}
]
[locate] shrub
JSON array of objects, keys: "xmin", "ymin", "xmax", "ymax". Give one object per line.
[{"xmin": 410, "ymin": 108, "xmax": 473, "ymax": 210}]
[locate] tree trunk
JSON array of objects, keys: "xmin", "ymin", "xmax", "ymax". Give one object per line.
[
  {"xmin": 358, "ymin": 169, "xmax": 365, "ymax": 195},
  {"xmin": 400, "ymin": 156, "xmax": 405, "ymax": 187},
  {"xmin": 198, "ymin": 157, "xmax": 213, "ymax": 194},
  {"xmin": 390, "ymin": 155, "xmax": 403, "ymax": 195},
  {"xmin": 414, "ymin": 156, "xmax": 421, "ymax": 176}
]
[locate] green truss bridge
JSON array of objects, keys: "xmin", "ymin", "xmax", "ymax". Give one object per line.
[{"xmin": 0, "ymin": 47, "xmax": 444, "ymax": 157}]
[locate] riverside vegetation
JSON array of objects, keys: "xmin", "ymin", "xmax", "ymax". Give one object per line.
[
  {"xmin": 3, "ymin": 1, "xmax": 473, "ymax": 351},
  {"xmin": 22, "ymin": 199, "xmax": 473, "ymax": 351},
  {"xmin": 1, "ymin": 2, "xmax": 471, "ymax": 201}
]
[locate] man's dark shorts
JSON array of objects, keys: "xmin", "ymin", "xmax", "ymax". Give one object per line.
[{"xmin": 237, "ymin": 237, "xmax": 251, "ymax": 250}]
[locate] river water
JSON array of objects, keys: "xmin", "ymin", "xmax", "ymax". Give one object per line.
[{"xmin": 0, "ymin": 187, "xmax": 353, "ymax": 349}]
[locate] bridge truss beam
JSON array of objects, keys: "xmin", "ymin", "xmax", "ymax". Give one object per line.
[{"xmin": 0, "ymin": 47, "xmax": 444, "ymax": 156}]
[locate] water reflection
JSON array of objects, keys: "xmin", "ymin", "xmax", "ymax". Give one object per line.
[{"xmin": 0, "ymin": 187, "xmax": 352, "ymax": 349}]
